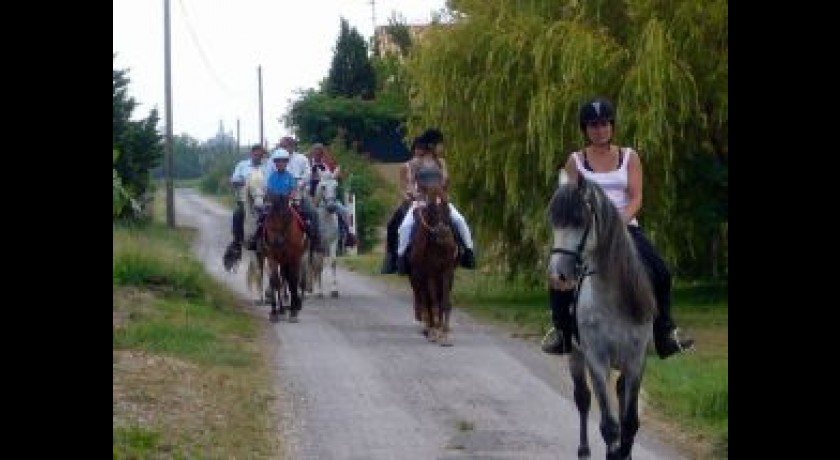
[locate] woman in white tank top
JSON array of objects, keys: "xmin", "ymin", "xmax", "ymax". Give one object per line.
[{"xmin": 542, "ymin": 97, "xmax": 694, "ymax": 360}]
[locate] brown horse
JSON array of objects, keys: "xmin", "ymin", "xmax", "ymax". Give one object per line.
[
  {"xmin": 408, "ymin": 184, "xmax": 459, "ymax": 346},
  {"xmin": 262, "ymin": 192, "xmax": 307, "ymax": 323}
]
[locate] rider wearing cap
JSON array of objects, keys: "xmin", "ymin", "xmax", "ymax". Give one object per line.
[
  {"xmin": 265, "ymin": 148, "xmax": 321, "ymax": 250},
  {"xmin": 307, "ymin": 143, "xmax": 357, "ymax": 247},
  {"xmin": 541, "ymin": 97, "xmax": 694, "ymax": 359}
]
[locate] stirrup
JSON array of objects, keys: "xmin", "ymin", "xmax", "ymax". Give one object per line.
[
  {"xmin": 670, "ymin": 328, "xmax": 695, "ymax": 353},
  {"xmin": 540, "ymin": 327, "xmax": 571, "ymax": 355}
]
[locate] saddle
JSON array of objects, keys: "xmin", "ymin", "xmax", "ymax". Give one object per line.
[{"xmin": 255, "ymin": 202, "xmax": 308, "ymax": 243}]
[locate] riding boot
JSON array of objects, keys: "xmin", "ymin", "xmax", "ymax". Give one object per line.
[
  {"xmin": 246, "ymin": 228, "xmax": 259, "ymax": 251},
  {"xmin": 382, "ymin": 204, "xmax": 406, "ymax": 274},
  {"xmin": 303, "ymin": 218, "xmax": 321, "ymax": 252},
  {"xmin": 627, "ymin": 225, "xmax": 696, "ymax": 359},
  {"xmin": 396, "ymin": 250, "xmax": 410, "ymax": 276},
  {"xmin": 542, "ymin": 287, "xmax": 576, "ymax": 355},
  {"xmin": 653, "ymin": 306, "xmax": 695, "ymax": 359},
  {"xmin": 450, "ymin": 224, "xmax": 476, "ymax": 269}
]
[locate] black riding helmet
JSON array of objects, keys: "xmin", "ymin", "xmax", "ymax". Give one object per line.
[
  {"xmin": 419, "ymin": 128, "xmax": 443, "ymax": 147},
  {"xmin": 579, "ymin": 97, "xmax": 616, "ymax": 131}
]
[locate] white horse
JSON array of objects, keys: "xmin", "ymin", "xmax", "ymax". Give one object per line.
[
  {"xmin": 306, "ymin": 174, "xmax": 341, "ymax": 298},
  {"xmin": 241, "ymin": 167, "xmax": 268, "ymax": 304}
]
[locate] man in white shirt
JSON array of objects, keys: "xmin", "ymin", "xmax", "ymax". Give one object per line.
[
  {"xmin": 279, "ymin": 136, "xmax": 311, "ymax": 188},
  {"xmin": 223, "ymin": 144, "xmax": 271, "ymax": 270}
]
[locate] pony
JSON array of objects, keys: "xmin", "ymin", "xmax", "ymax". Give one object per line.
[
  {"xmin": 263, "ymin": 192, "xmax": 307, "ymax": 322},
  {"xmin": 548, "ymin": 171, "xmax": 657, "ymax": 459},
  {"xmin": 305, "ymin": 173, "xmax": 341, "ymax": 298},
  {"xmin": 241, "ymin": 167, "xmax": 268, "ymax": 305},
  {"xmin": 407, "ymin": 181, "xmax": 459, "ymax": 347}
]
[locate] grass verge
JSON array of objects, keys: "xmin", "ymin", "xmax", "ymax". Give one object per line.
[{"xmin": 113, "ymin": 220, "xmax": 282, "ymax": 459}]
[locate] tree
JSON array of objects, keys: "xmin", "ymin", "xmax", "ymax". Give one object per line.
[
  {"xmin": 406, "ymin": 0, "xmax": 727, "ymax": 279},
  {"xmin": 113, "ymin": 57, "xmax": 163, "ymax": 217},
  {"xmin": 326, "ymin": 18, "xmax": 377, "ymax": 99}
]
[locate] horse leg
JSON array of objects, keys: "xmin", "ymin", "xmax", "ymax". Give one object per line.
[
  {"xmin": 268, "ymin": 269, "xmax": 281, "ymax": 322},
  {"xmin": 315, "ymin": 251, "xmax": 325, "ymax": 298},
  {"xmin": 409, "ymin": 275, "xmax": 427, "ymax": 335},
  {"xmin": 287, "ymin": 264, "xmax": 302, "ymax": 323},
  {"xmin": 618, "ymin": 369, "xmax": 643, "ymax": 460},
  {"xmin": 425, "ymin": 277, "xmax": 439, "ymax": 342},
  {"xmin": 329, "ymin": 241, "xmax": 338, "ymax": 298},
  {"xmin": 586, "ymin": 358, "xmax": 621, "ymax": 459},
  {"xmin": 260, "ymin": 253, "xmax": 271, "ymax": 305},
  {"xmin": 569, "ymin": 350, "xmax": 592, "ymax": 458},
  {"xmin": 438, "ymin": 273, "xmax": 454, "ymax": 347}
]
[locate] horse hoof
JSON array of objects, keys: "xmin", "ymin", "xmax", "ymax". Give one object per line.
[
  {"xmin": 318, "ymin": 293, "xmax": 324, "ymax": 298},
  {"xmin": 438, "ymin": 336, "xmax": 453, "ymax": 347},
  {"xmin": 289, "ymin": 314, "xmax": 299, "ymax": 323},
  {"xmin": 269, "ymin": 312, "xmax": 280, "ymax": 323},
  {"xmin": 577, "ymin": 446, "xmax": 590, "ymax": 458},
  {"xmin": 330, "ymin": 290, "xmax": 338, "ymax": 298}
]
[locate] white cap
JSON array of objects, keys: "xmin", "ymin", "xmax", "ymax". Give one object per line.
[{"xmin": 270, "ymin": 148, "xmax": 290, "ymax": 161}]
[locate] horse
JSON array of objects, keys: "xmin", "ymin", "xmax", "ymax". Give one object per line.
[
  {"xmin": 262, "ymin": 192, "xmax": 307, "ymax": 323},
  {"xmin": 305, "ymin": 173, "xmax": 341, "ymax": 298},
  {"xmin": 242, "ymin": 167, "xmax": 268, "ymax": 305},
  {"xmin": 407, "ymin": 182, "xmax": 459, "ymax": 346},
  {"xmin": 548, "ymin": 171, "xmax": 657, "ymax": 459}
]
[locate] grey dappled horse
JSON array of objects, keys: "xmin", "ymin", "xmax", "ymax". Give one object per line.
[
  {"xmin": 548, "ymin": 171, "xmax": 657, "ymax": 460},
  {"xmin": 307, "ymin": 174, "xmax": 341, "ymax": 298},
  {"xmin": 242, "ymin": 168, "xmax": 268, "ymax": 305}
]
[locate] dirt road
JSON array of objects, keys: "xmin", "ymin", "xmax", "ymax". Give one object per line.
[{"xmin": 174, "ymin": 188, "xmax": 686, "ymax": 460}]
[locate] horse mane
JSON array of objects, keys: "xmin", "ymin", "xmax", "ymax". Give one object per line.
[{"xmin": 549, "ymin": 178, "xmax": 656, "ymax": 323}]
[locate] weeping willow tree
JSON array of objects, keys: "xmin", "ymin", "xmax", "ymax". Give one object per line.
[{"xmin": 405, "ymin": 0, "xmax": 727, "ymax": 280}]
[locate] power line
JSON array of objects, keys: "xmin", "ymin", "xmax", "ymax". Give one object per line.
[{"xmin": 175, "ymin": 0, "xmax": 237, "ymax": 97}]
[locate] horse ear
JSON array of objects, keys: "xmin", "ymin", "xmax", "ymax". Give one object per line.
[{"xmin": 558, "ymin": 169, "xmax": 570, "ymax": 186}]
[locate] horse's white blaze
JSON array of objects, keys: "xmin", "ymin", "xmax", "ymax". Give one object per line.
[{"xmin": 244, "ymin": 168, "xmax": 268, "ymax": 301}]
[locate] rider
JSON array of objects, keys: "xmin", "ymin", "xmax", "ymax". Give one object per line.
[
  {"xmin": 266, "ymin": 149, "xmax": 319, "ymax": 244},
  {"xmin": 306, "ymin": 142, "xmax": 357, "ymax": 247},
  {"xmin": 381, "ymin": 136, "xmax": 423, "ymax": 274},
  {"xmin": 273, "ymin": 137, "xmax": 321, "ymax": 250},
  {"xmin": 224, "ymin": 144, "xmax": 271, "ymax": 262},
  {"xmin": 395, "ymin": 128, "xmax": 477, "ymax": 274},
  {"xmin": 541, "ymin": 97, "xmax": 695, "ymax": 359}
]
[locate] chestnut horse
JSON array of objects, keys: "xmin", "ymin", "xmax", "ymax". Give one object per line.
[
  {"xmin": 262, "ymin": 192, "xmax": 307, "ymax": 323},
  {"xmin": 408, "ymin": 184, "xmax": 459, "ymax": 346}
]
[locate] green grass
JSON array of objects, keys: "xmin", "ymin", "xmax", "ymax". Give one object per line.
[
  {"xmin": 113, "ymin": 211, "xmax": 280, "ymax": 457},
  {"xmin": 113, "ymin": 426, "xmax": 165, "ymax": 459},
  {"xmin": 340, "ymin": 251, "xmax": 727, "ymax": 457}
]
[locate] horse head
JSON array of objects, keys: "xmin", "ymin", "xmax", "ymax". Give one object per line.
[
  {"xmin": 245, "ymin": 167, "xmax": 268, "ymax": 211},
  {"xmin": 548, "ymin": 172, "xmax": 656, "ymax": 322},
  {"xmin": 416, "ymin": 184, "xmax": 455, "ymax": 248},
  {"xmin": 548, "ymin": 174, "xmax": 599, "ymax": 287},
  {"xmin": 314, "ymin": 175, "xmax": 339, "ymax": 214},
  {"xmin": 265, "ymin": 192, "xmax": 294, "ymax": 249}
]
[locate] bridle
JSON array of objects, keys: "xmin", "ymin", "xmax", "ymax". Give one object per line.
[
  {"xmin": 549, "ymin": 200, "xmax": 598, "ymax": 342},
  {"xmin": 550, "ymin": 199, "xmax": 597, "ymax": 280}
]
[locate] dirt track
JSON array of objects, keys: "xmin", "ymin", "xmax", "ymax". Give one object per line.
[{"xmin": 174, "ymin": 188, "xmax": 686, "ymax": 460}]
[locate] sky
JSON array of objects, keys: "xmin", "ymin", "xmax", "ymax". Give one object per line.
[{"xmin": 113, "ymin": 0, "xmax": 447, "ymax": 147}]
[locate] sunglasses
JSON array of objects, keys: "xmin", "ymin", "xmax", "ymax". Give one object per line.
[{"xmin": 586, "ymin": 120, "xmax": 611, "ymax": 128}]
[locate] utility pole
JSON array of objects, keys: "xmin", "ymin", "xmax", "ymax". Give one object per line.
[
  {"xmin": 164, "ymin": 0, "xmax": 175, "ymax": 227},
  {"xmin": 258, "ymin": 65, "xmax": 264, "ymax": 148},
  {"xmin": 236, "ymin": 118, "xmax": 240, "ymax": 154}
]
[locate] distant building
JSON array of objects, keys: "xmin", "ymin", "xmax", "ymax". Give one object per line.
[{"xmin": 373, "ymin": 24, "xmax": 433, "ymax": 59}]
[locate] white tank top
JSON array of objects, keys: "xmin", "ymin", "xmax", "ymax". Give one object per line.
[{"xmin": 572, "ymin": 148, "xmax": 638, "ymax": 226}]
